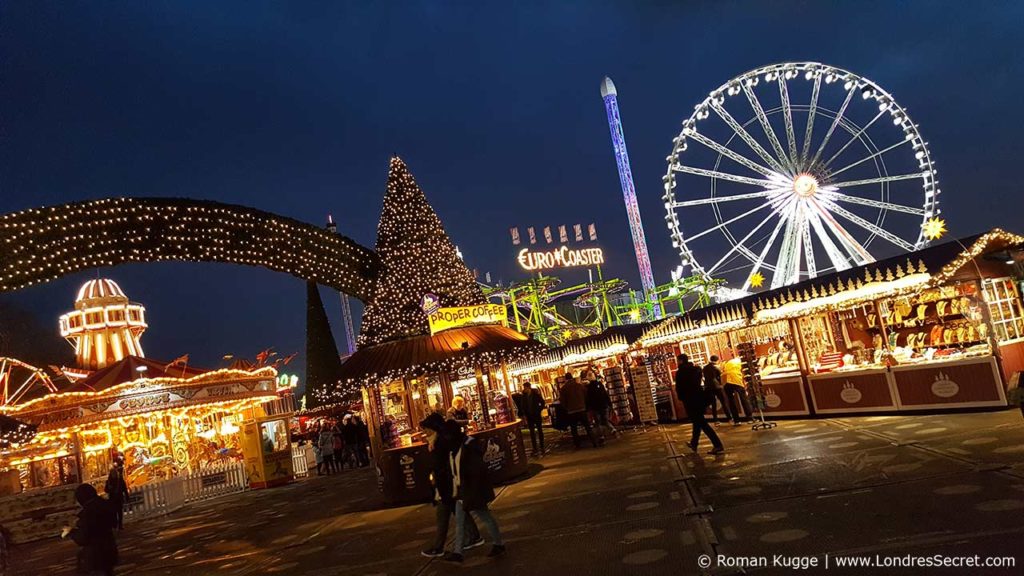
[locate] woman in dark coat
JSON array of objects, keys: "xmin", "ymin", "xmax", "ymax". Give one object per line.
[
  {"xmin": 64, "ymin": 483, "xmax": 118, "ymax": 576},
  {"xmin": 419, "ymin": 413, "xmax": 482, "ymax": 558},
  {"xmin": 444, "ymin": 422, "xmax": 505, "ymax": 563}
]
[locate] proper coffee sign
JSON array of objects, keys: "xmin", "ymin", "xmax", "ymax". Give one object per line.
[{"xmin": 427, "ymin": 303, "xmax": 507, "ymax": 335}]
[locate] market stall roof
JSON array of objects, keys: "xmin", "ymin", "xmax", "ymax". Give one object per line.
[
  {"xmin": 641, "ymin": 229, "xmax": 1024, "ymax": 346},
  {"xmin": 336, "ymin": 324, "xmax": 545, "ymax": 388},
  {"xmin": 68, "ymin": 355, "xmax": 206, "ymax": 394},
  {"xmin": 509, "ymin": 323, "xmax": 654, "ymax": 375}
]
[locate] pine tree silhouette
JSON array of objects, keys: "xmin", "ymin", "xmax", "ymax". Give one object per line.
[{"xmin": 305, "ymin": 280, "xmax": 344, "ymax": 407}]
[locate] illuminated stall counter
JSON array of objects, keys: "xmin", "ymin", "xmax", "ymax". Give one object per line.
[
  {"xmin": 760, "ymin": 374, "xmax": 812, "ymax": 416},
  {"xmin": 807, "ymin": 368, "xmax": 897, "ymax": 414},
  {"xmin": 375, "ymin": 421, "xmax": 527, "ymax": 505},
  {"xmin": 890, "ymin": 356, "xmax": 1005, "ymax": 410}
]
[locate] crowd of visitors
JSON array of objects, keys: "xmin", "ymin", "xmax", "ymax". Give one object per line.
[{"xmin": 311, "ymin": 414, "xmax": 370, "ymax": 475}]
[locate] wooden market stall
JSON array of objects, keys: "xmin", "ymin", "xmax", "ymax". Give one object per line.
[
  {"xmin": 637, "ymin": 229, "xmax": 1024, "ymax": 418},
  {"xmin": 336, "ymin": 324, "xmax": 544, "ymax": 505}
]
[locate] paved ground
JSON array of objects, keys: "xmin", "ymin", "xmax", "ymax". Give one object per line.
[{"xmin": 7, "ymin": 409, "xmax": 1024, "ymax": 575}]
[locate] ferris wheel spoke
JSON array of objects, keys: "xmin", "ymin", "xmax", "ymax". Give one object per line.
[
  {"xmin": 778, "ymin": 77, "xmax": 799, "ymax": 166},
  {"xmin": 741, "ymin": 207, "xmax": 791, "ymax": 291},
  {"xmin": 823, "ymin": 108, "xmax": 887, "ymax": 168},
  {"xmin": 741, "ymin": 83, "xmax": 792, "ymax": 172},
  {"xmin": 705, "ymin": 198, "xmax": 792, "ymax": 276},
  {"xmin": 671, "ymin": 188, "xmax": 780, "ymax": 208},
  {"xmin": 710, "ymin": 101, "xmax": 790, "ymax": 174},
  {"xmin": 810, "ymin": 85, "xmax": 857, "ymax": 166},
  {"xmin": 686, "ymin": 131, "xmax": 780, "ymax": 178},
  {"xmin": 687, "ymin": 200, "xmax": 774, "ymax": 242},
  {"xmin": 801, "ymin": 74, "xmax": 822, "ymax": 162},
  {"xmin": 827, "ymin": 137, "xmax": 911, "ymax": 179},
  {"xmin": 831, "ymin": 172, "xmax": 928, "ymax": 188},
  {"xmin": 806, "ymin": 206, "xmax": 852, "ymax": 271},
  {"xmin": 671, "ymin": 164, "xmax": 780, "ymax": 187},
  {"xmin": 771, "ymin": 208, "xmax": 803, "ymax": 289},
  {"xmin": 820, "ymin": 191, "xmax": 926, "ymax": 216},
  {"xmin": 817, "ymin": 197, "xmax": 916, "ymax": 252},
  {"xmin": 807, "ymin": 199, "xmax": 874, "ymax": 265},
  {"xmin": 800, "ymin": 205, "xmax": 817, "ymax": 279}
]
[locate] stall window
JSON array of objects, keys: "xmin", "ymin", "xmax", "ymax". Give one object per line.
[{"xmin": 983, "ymin": 278, "xmax": 1024, "ymax": 342}]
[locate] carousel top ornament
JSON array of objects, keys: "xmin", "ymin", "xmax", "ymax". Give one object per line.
[{"xmin": 59, "ymin": 279, "xmax": 148, "ymax": 371}]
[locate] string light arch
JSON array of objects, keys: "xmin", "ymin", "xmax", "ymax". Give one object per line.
[{"xmin": 0, "ymin": 197, "xmax": 380, "ymax": 301}]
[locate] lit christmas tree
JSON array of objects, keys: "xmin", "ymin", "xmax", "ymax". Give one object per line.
[{"xmin": 357, "ymin": 156, "xmax": 485, "ymax": 347}]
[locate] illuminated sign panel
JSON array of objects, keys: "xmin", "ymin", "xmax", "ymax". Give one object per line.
[
  {"xmin": 517, "ymin": 246, "xmax": 604, "ymax": 271},
  {"xmin": 428, "ymin": 304, "xmax": 508, "ymax": 335}
]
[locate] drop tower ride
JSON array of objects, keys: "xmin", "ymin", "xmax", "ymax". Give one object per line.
[{"xmin": 600, "ymin": 77, "xmax": 662, "ymax": 319}]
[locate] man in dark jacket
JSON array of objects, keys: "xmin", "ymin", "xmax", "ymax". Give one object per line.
[
  {"xmin": 104, "ymin": 459, "xmax": 129, "ymax": 530},
  {"xmin": 585, "ymin": 377, "xmax": 613, "ymax": 442},
  {"xmin": 444, "ymin": 422, "xmax": 505, "ymax": 563},
  {"xmin": 517, "ymin": 382, "xmax": 546, "ymax": 456},
  {"xmin": 353, "ymin": 415, "xmax": 370, "ymax": 466},
  {"xmin": 702, "ymin": 355, "xmax": 732, "ymax": 424},
  {"xmin": 559, "ymin": 374, "xmax": 598, "ymax": 449},
  {"xmin": 63, "ymin": 483, "xmax": 118, "ymax": 576},
  {"xmin": 675, "ymin": 354, "xmax": 724, "ymax": 454},
  {"xmin": 419, "ymin": 413, "xmax": 482, "ymax": 558}
]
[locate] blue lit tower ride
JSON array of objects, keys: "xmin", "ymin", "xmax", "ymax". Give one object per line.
[{"xmin": 601, "ymin": 77, "xmax": 662, "ymax": 319}]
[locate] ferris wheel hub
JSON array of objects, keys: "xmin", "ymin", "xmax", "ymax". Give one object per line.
[{"xmin": 792, "ymin": 174, "xmax": 819, "ymax": 198}]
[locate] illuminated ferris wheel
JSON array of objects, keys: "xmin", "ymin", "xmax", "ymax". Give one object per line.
[{"xmin": 663, "ymin": 62, "xmax": 941, "ymax": 298}]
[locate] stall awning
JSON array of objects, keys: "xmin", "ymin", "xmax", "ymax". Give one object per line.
[{"xmin": 336, "ymin": 324, "xmax": 545, "ymax": 388}]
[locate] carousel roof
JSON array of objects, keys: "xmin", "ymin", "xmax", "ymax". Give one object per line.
[
  {"xmin": 336, "ymin": 324, "xmax": 545, "ymax": 388},
  {"xmin": 68, "ymin": 355, "xmax": 206, "ymax": 394}
]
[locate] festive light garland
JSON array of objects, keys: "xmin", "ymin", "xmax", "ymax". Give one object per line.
[{"xmin": 0, "ymin": 197, "xmax": 380, "ymax": 300}]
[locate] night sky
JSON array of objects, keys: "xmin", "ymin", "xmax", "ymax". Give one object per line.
[{"xmin": 2, "ymin": 2, "xmax": 1022, "ymax": 387}]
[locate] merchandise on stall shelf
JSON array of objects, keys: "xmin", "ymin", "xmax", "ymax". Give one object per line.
[
  {"xmin": 490, "ymin": 391, "xmax": 512, "ymax": 425},
  {"xmin": 603, "ymin": 366, "xmax": 633, "ymax": 423},
  {"xmin": 380, "ymin": 419, "xmax": 400, "ymax": 449},
  {"xmin": 630, "ymin": 364, "xmax": 658, "ymax": 424},
  {"xmin": 736, "ymin": 342, "xmax": 764, "ymax": 407}
]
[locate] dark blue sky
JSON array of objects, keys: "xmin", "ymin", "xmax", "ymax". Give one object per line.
[{"xmin": 2, "ymin": 2, "xmax": 1022, "ymax": 378}]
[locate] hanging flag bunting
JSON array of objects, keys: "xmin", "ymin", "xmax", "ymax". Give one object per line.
[
  {"xmin": 559, "ymin": 225, "xmax": 568, "ymax": 243},
  {"xmin": 588, "ymin": 223, "xmax": 598, "ymax": 241},
  {"xmin": 510, "ymin": 227, "xmax": 520, "ymax": 245},
  {"xmin": 574, "ymin": 224, "xmax": 583, "ymax": 242},
  {"xmin": 528, "ymin": 227, "xmax": 537, "ymax": 244},
  {"xmin": 543, "ymin": 226, "xmax": 553, "ymax": 244}
]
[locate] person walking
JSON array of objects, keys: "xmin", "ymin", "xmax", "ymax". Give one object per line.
[
  {"xmin": 419, "ymin": 414, "xmax": 484, "ymax": 558},
  {"xmin": 103, "ymin": 458, "xmax": 130, "ymax": 530},
  {"xmin": 318, "ymin": 424, "xmax": 336, "ymax": 474},
  {"xmin": 585, "ymin": 376, "xmax": 613, "ymax": 443},
  {"xmin": 722, "ymin": 357, "xmax": 753, "ymax": 424},
  {"xmin": 518, "ymin": 382, "xmax": 546, "ymax": 456},
  {"xmin": 62, "ymin": 483, "xmax": 118, "ymax": 576},
  {"xmin": 675, "ymin": 354, "xmax": 724, "ymax": 455},
  {"xmin": 444, "ymin": 421, "xmax": 505, "ymax": 563},
  {"xmin": 354, "ymin": 415, "xmax": 371, "ymax": 466},
  {"xmin": 559, "ymin": 373, "xmax": 598, "ymax": 449},
  {"xmin": 341, "ymin": 415, "xmax": 359, "ymax": 469},
  {"xmin": 702, "ymin": 356, "xmax": 732, "ymax": 425}
]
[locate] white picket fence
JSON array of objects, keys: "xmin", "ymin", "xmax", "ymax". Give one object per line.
[
  {"xmin": 122, "ymin": 445, "xmax": 314, "ymax": 523},
  {"xmin": 292, "ymin": 443, "xmax": 315, "ymax": 478},
  {"xmin": 182, "ymin": 461, "xmax": 249, "ymax": 503},
  {"xmin": 124, "ymin": 475, "xmax": 187, "ymax": 521},
  {"xmin": 124, "ymin": 461, "xmax": 247, "ymax": 522}
]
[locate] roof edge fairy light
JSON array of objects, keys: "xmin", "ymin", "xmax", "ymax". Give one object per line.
[
  {"xmin": 0, "ymin": 197, "xmax": 380, "ymax": 301},
  {"xmin": 638, "ymin": 229, "xmax": 1024, "ymax": 345}
]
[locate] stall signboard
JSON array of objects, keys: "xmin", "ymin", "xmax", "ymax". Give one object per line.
[
  {"xmin": 427, "ymin": 303, "xmax": 507, "ymax": 335},
  {"xmin": 517, "ymin": 245, "xmax": 604, "ymax": 271}
]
